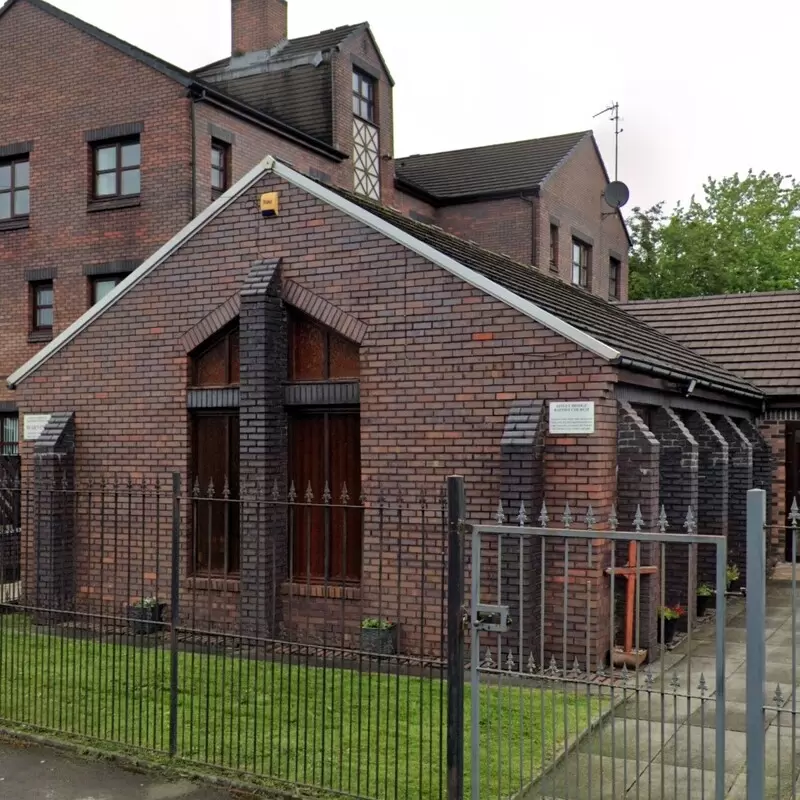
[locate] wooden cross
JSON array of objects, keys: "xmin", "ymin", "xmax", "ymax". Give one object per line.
[{"xmin": 604, "ymin": 541, "xmax": 657, "ymax": 653}]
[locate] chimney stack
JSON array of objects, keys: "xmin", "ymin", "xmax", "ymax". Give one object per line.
[{"xmin": 231, "ymin": 0, "xmax": 288, "ymax": 55}]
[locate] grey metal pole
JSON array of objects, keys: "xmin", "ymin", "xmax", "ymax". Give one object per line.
[
  {"xmin": 447, "ymin": 476, "xmax": 466, "ymax": 800},
  {"xmin": 169, "ymin": 472, "xmax": 181, "ymax": 758},
  {"xmin": 745, "ymin": 488, "xmax": 766, "ymax": 800}
]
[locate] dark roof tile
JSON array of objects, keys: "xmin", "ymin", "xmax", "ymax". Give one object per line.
[{"xmin": 395, "ymin": 131, "xmax": 589, "ymax": 201}]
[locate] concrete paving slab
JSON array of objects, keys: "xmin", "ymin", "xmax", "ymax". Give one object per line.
[
  {"xmin": 0, "ymin": 743, "xmax": 234, "ymax": 800},
  {"xmin": 657, "ymin": 724, "xmax": 746, "ymax": 774},
  {"xmin": 582, "ymin": 718, "xmax": 673, "ymax": 761},
  {"xmin": 686, "ymin": 699, "xmax": 778, "ymax": 732},
  {"xmin": 624, "ymin": 762, "xmax": 737, "ymax": 799},
  {"xmin": 531, "ymin": 754, "xmax": 639, "ymax": 800}
]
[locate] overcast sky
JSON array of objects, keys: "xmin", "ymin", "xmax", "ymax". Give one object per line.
[{"xmin": 47, "ymin": 0, "xmax": 800, "ymax": 212}]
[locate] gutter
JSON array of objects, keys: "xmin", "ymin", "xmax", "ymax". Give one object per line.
[{"xmin": 616, "ymin": 356, "xmax": 763, "ymax": 404}]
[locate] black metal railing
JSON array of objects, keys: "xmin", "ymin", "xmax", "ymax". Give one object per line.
[{"xmin": 0, "ymin": 474, "xmax": 459, "ymax": 800}]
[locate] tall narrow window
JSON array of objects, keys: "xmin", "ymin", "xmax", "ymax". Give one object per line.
[
  {"xmin": 287, "ymin": 309, "xmax": 362, "ymax": 582},
  {"xmin": 0, "ymin": 415, "xmax": 18, "ymax": 457},
  {"xmin": 352, "ymin": 70, "xmax": 376, "ymax": 123},
  {"xmin": 32, "ymin": 281, "xmax": 53, "ymax": 333},
  {"xmin": 211, "ymin": 140, "xmax": 230, "ymax": 196},
  {"xmin": 549, "ymin": 224, "xmax": 559, "ymax": 271},
  {"xmin": 571, "ymin": 239, "xmax": 591, "ymax": 288},
  {"xmin": 0, "ymin": 156, "xmax": 29, "ymax": 221},
  {"xmin": 190, "ymin": 323, "xmax": 240, "ymax": 574},
  {"xmin": 93, "ymin": 138, "xmax": 141, "ymax": 199},
  {"xmin": 609, "ymin": 256, "xmax": 621, "ymax": 300}
]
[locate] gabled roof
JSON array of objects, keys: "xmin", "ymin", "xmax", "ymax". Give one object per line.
[
  {"xmin": 0, "ymin": 0, "xmax": 345, "ymax": 159},
  {"xmin": 394, "ymin": 131, "xmax": 590, "ymax": 202},
  {"xmin": 7, "ymin": 158, "xmax": 762, "ymax": 403},
  {"xmin": 623, "ymin": 292, "xmax": 800, "ymax": 396}
]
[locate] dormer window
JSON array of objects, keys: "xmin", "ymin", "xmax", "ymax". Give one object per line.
[{"xmin": 352, "ymin": 69, "xmax": 375, "ymax": 123}]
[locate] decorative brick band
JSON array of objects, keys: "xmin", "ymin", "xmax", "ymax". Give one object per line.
[
  {"xmin": 282, "ymin": 279, "xmax": 368, "ymax": 344},
  {"xmin": 760, "ymin": 408, "xmax": 800, "ymax": 422},
  {"xmin": 208, "ymin": 123, "xmax": 236, "ymax": 145},
  {"xmin": 85, "ymin": 122, "xmax": 144, "ymax": 142},
  {"xmin": 284, "ymin": 382, "xmax": 359, "ymax": 406},
  {"xmin": 83, "ymin": 260, "xmax": 140, "ymax": 278},
  {"xmin": 25, "ymin": 267, "xmax": 57, "ymax": 282},
  {"xmin": 180, "ymin": 293, "xmax": 240, "ymax": 353},
  {"xmin": 0, "ymin": 141, "xmax": 33, "ymax": 158},
  {"xmin": 187, "ymin": 388, "xmax": 240, "ymax": 409}
]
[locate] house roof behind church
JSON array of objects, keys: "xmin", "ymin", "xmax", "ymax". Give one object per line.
[
  {"xmin": 623, "ymin": 292, "xmax": 800, "ymax": 396},
  {"xmin": 395, "ymin": 131, "xmax": 590, "ymax": 201}
]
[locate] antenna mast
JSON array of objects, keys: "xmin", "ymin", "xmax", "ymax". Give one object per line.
[{"xmin": 593, "ymin": 102, "xmax": 623, "ymax": 181}]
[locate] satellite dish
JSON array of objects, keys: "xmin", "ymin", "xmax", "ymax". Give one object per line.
[{"xmin": 603, "ymin": 180, "xmax": 630, "ymax": 210}]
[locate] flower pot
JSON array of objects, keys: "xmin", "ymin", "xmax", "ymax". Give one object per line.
[
  {"xmin": 727, "ymin": 579, "xmax": 742, "ymax": 595},
  {"xmin": 696, "ymin": 593, "xmax": 713, "ymax": 617},
  {"xmin": 128, "ymin": 603, "xmax": 166, "ymax": 635},
  {"xmin": 657, "ymin": 617, "xmax": 677, "ymax": 645},
  {"xmin": 360, "ymin": 625, "xmax": 397, "ymax": 655}
]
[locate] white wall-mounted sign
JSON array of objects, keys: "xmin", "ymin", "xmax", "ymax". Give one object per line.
[
  {"xmin": 549, "ymin": 401, "xmax": 595, "ymax": 435},
  {"xmin": 24, "ymin": 414, "xmax": 53, "ymax": 441}
]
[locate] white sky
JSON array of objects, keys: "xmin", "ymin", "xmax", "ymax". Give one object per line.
[{"xmin": 45, "ymin": 0, "xmax": 800, "ymax": 212}]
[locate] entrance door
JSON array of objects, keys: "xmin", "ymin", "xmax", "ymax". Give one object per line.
[{"xmin": 786, "ymin": 423, "xmax": 800, "ymax": 561}]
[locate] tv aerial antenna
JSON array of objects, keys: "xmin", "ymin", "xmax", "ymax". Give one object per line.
[{"xmin": 593, "ymin": 101, "xmax": 629, "ymax": 213}]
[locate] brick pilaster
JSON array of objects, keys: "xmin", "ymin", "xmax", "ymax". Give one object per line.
[
  {"xmin": 685, "ymin": 412, "xmax": 729, "ymax": 588},
  {"xmin": 239, "ymin": 259, "xmax": 287, "ymax": 637},
  {"xmin": 651, "ymin": 408, "xmax": 699, "ymax": 607},
  {"xmin": 715, "ymin": 417, "xmax": 753, "ymax": 586},
  {"xmin": 32, "ymin": 413, "xmax": 76, "ymax": 616},
  {"xmin": 617, "ymin": 401, "xmax": 660, "ymax": 654}
]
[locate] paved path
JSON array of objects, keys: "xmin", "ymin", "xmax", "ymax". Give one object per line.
[
  {"xmin": 529, "ymin": 580, "xmax": 800, "ymax": 799},
  {"xmin": 0, "ymin": 740, "xmax": 235, "ymax": 800}
]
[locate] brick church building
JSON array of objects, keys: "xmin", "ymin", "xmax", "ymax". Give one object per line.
[{"xmin": 0, "ymin": 0, "xmax": 778, "ymax": 662}]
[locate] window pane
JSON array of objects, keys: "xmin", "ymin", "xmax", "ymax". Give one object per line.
[
  {"xmin": 352, "ymin": 95, "xmax": 361, "ymax": 115},
  {"xmin": 211, "ymin": 147, "xmax": 223, "ymax": 168},
  {"xmin": 95, "ymin": 146, "xmax": 117, "ymax": 172},
  {"xmin": 3, "ymin": 416, "xmax": 18, "ymax": 445},
  {"xmin": 93, "ymin": 278, "xmax": 118, "ymax": 304},
  {"xmin": 572, "ymin": 242, "xmax": 581, "ymax": 263},
  {"xmin": 230, "ymin": 329, "xmax": 240, "ymax": 384},
  {"xmin": 14, "ymin": 160, "xmax": 29, "ymax": 188},
  {"xmin": 211, "ymin": 166, "xmax": 224, "ymax": 190},
  {"xmin": 0, "ymin": 193, "xmax": 10, "ymax": 219},
  {"xmin": 13, "ymin": 188, "xmax": 29, "ymax": 216},
  {"xmin": 353, "ymin": 71, "xmax": 360, "ymax": 91},
  {"xmin": 290, "ymin": 315, "xmax": 326, "ymax": 380},
  {"xmin": 121, "ymin": 168, "xmax": 140, "ymax": 196},
  {"xmin": 0, "ymin": 165, "xmax": 11, "ymax": 191},
  {"xmin": 329, "ymin": 333, "xmax": 360, "ymax": 378},
  {"xmin": 36, "ymin": 286, "xmax": 53, "ymax": 306},
  {"xmin": 194, "ymin": 337, "xmax": 228, "ymax": 386},
  {"xmin": 37, "ymin": 307, "xmax": 53, "ymax": 328},
  {"xmin": 121, "ymin": 142, "xmax": 140, "ymax": 168},
  {"xmin": 95, "ymin": 172, "xmax": 116, "ymax": 196}
]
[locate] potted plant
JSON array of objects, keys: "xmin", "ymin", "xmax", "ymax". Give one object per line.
[
  {"xmin": 726, "ymin": 563, "xmax": 742, "ymax": 594},
  {"xmin": 360, "ymin": 618, "xmax": 397, "ymax": 655},
  {"xmin": 657, "ymin": 605, "xmax": 685, "ymax": 645},
  {"xmin": 696, "ymin": 583, "xmax": 715, "ymax": 617},
  {"xmin": 128, "ymin": 597, "xmax": 166, "ymax": 635}
]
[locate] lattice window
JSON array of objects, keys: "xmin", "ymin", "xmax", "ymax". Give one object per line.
[{"xmin": 353, "ymin": 117, "xmax": 380, "ymax": 200}]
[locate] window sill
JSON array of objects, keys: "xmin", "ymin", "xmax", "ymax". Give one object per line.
[
  {"xmin": 281, "ymin": 581, "xmax": 360, "ymax": 600},
  {"xmin": 184, "ymin": 575, "xmax": 240, "ymax": 593},
  {"xmin": 0, "ymin": 217, "xmax": 29, "ymax": 232},
  {"xmin": 87, "ymin": 196, "xmax": 141, "ymax": 213},
  {"xmin": 211, "ymin": 188, "xmax": 226, "ymax": 201},
  {"xmin": 28, "ymin": 329, "xmax": 53, "ymax": 344}
]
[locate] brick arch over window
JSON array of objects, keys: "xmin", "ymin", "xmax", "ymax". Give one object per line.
[{"xmin": 282, "ymin": 280, "xmax": 368, "ymax": 345}]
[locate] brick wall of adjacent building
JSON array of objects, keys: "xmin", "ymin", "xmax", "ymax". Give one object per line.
[
  {"xmin": 739, "ymin": 418, "xmax": 776, "ymax": 569},
  {"xmin": 15, "ymin": 172, "xmax": 620, "ymax": 661},
  {"xmin": 759, "ymin": 418, "xmax": 787, "ymax": 562},
  {"xmin": 536, "ymin": 136, "xmax": 630, "ymax": 303}
]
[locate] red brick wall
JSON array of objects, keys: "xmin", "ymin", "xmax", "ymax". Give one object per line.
[
  {"xmin": 761, "ymin": 418, "xmax": 787, "ymax": 552},
  {"xmin": 433, "ymin": 197, "xmax": 535, "ymax": 265},
  {"xmin": 0, "ymin": 0, "xmax": 193, "ymax": 401},
  {"xmin": 15, "ymin": 172, "xmax": 619, "ymax": 659},
  {"xmin": 231, "ymin": 0, "xmax": 287, "ymax": 55},
  {"xmin": 537, "ymin": 136, "xmax": 630, "ymax": 302}
]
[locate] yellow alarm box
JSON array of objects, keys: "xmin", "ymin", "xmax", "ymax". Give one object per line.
[{"xmin": 260, "ymin": 192, "xmax": 279, "ymax": 218}]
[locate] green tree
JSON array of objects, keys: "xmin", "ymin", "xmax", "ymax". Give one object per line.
[{"xmin": 628, "ymin": 170, "xmax": 800, "ymax": 299}]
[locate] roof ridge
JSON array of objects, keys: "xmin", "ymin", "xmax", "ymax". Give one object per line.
[{"xmin": 623, "ymin": 289, "xmax": 800, "ymax": 305}]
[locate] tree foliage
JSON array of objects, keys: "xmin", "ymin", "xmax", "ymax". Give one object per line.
[{"xmin": 628, "ymin": 170, "xmax": 800, "ymax": 299}]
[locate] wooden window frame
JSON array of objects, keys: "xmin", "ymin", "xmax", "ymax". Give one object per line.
[
  {"xmin": 191, "ymin": 323, "xmax": 240, "ymax": 388},
  {"xmin": 288, "ymin": 310, "xmax": 360, "ymax": 382},
  {"xmin": 0, "ymin": 155, "xmax": 30, "ymax": 222},
  {"xmin": 211, "ymin": 139, "xmax": 231, "ymax": 196},
  {"xmin": 90, "ymin": 273, "xmax": 126, "ymax": 306},
  {"xmin": 609, "ymin": 256, "xmax": 621, "ymax": 300},
  {"xmin": 549, "ymin": 224, "xmax": 559, "ymax": 272},
  {"xmin": 31, "ymin": 280, "xmax": 53, "ymax": 334},
  {"xmin": 571, "ymin": 238, "xmax": 591, "ymax": 288},
  {"xmin": 91, "ymin": 137, "xmax": 141, "ymax": 200},
  {"xmin": 352, "ymin": 69, "xmax": 376, "ymax": 124}
]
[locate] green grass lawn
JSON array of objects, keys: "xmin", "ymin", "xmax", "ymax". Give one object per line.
[{"xmin": 0, "ymin": 615, "xmax": 599, "ymax": 800}]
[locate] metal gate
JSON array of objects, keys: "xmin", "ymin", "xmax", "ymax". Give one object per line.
[{"xmin": 467, "ymin": 504, "xmax": 729, "ymax": 800}]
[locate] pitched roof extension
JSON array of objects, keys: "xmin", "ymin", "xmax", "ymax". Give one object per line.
[
  {"xmin": 622, "ymin": 292, "xmax": 800, "ymax": 396},
  {"xmin": 395, "ymin": 131, "xmax": 589, "ymax": 202},
  {"xmin": 7, "ymin": 158, "xmax": 762, "ymax": 403}
]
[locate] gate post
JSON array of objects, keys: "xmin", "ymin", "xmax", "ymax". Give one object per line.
[
  {"xmin": 446, "ymin": 476, "xmax": 466, "ymax": 800},
  {"xmin": 745, "ymin": 488, "xmax": 766, "ymax": 800}
]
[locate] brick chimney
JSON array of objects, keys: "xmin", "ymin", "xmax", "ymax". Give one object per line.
[{"xmin": 231, "ymin": 0, "xmax": 288, "ymax": 55}]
